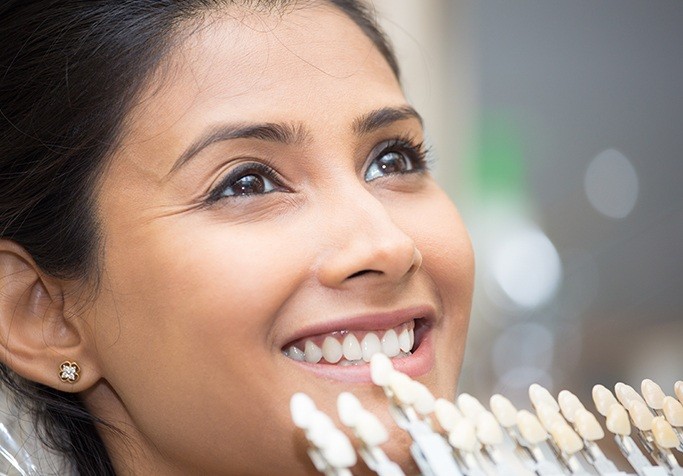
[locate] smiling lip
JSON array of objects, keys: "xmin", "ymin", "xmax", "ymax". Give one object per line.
[{"xmin": 281, "ymin": 305, "xmax": 436, "ymax": 382}]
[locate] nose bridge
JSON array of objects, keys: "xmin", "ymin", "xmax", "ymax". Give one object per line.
[{"xmin": 315, "ymin": 181, "xmax": 421, "ymax": 287}]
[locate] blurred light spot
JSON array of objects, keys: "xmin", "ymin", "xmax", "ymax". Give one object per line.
[
  {"xmin": 584, "ymin": 148, "xmax": 639, "ymax": 219},
  {"xmin": 492, "ymin": 323, "xmax": 555, "ymax": 378},
  {"xmin": 490, "ymin": 227, "xmax": 562, "ymax": 309}
]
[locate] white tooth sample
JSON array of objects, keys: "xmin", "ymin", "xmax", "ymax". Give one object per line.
[
  {"xmin": 308, "ymin": 410, "xmax": 337, "ymax": 446},
  {"xmin": 615, "ymin": 382, "xmax": 646, "ymax": 407},
  {"xmin": 398, "ymin": 328, "xmax": 412, "ymax": 353},
  {"xmin": 676, "ymin": 381, "xmax": 683, "ymax": 403},
  {"xmin": 337, "ymin": 392, "xmax": 362, "ymax": 427},
  {"xmin": 641, "ymin": 379, "xmax": 666, "ymax": 410},
  {"xmin": 516, "ymin": 410, "xmax": 548, "ymax": 445},
  {"xmin": 490, "ymin": 394, "xmax": 518, "ymax": 428},
  {"xmin": 550, "ymin": 423, "xmax": 584, "ymax": 455},
  {"xmin": 304, "ymin": 340, "xmax": 323, "ymax": 363},
  {"xmin": 574, "ymin": 409, "xmax": 605, "ymax": 441},
  {"xmin": 361, "ymin": 332, "xmax": 382, "ymax": 362},
  {"xmin": 322, "ymin": 336, "xmax": 343, "ymax": 364},
  {"xmin": 662, "ymin": 396, "xmax": 683, "ymax": 427},
  {"xmin": 286, "ymin": 346, "xmax": 305, "ymax": 362},
  {"xmin": 389, "ymin": 371, "xmax": 418, "ymax": 405},
  {"xmin": 412, "ymin": 381, "xmax": 436, "ymax": 415},
  {"xmin": 355, "ymin": 409, "xmax": 389, "ymax": 447},
  {"xmin": 290, "ymin": 392, "xmax": 317, "ymax": 429},
  {"xmin": 381, "ymin": 329, "xmax": 400, "ymax": 357},
  {"xmin": 370, "ymin": 353, "xmax": 394, "ymax": 386},
  {"xmin": 593, "ymin": 384, "xmax": 619, "ymax": 416},
  {"xmin": 449, "ymin": 418, "xmax": 478, "ymax": 452},
  {"xmin": 529, "ymin": 383, "xmax": 560, "ymax": 412},
  {"xmin": 408, "ymin": 328, "xmax": 415, "ymax": 349},
  {"xmin": 627, "ymin": 400, "xmax": 654, "ymax": 431},
  {"xmin": 476, "ymin": 411, "xmax": 504, "ymax": 446},
  {"xmin": 457, "ymin": 393, "xmax": 487, "ymax": 421},
  {"xmin": 435, "ymin": 398, "xmax": 464, "ymax": 432},
  {"xmin": 536, "ymin": 404, "xmax": 566, "ymax": 432},
  {"xmin": 651, "ymin": 416, "xmax": 679, "ymax": 449},
  {"xmin": 321, "ymin": 429, "xmax": 357, "ymax": 469},
  {"xmin": 558, "ymin": 390, "xmax": 585, "ymax": 423},
  {"xmin": 606, "ymin": 403, "xmax": 631, "ymax": 436},
  {"xmin": 342, "ymin": 333, "xmax": 362, "ymax": 361}
]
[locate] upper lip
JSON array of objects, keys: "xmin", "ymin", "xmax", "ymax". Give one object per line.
[{"xmin": 279, "ymin": 304, "xmax": 436, "ymax": 350}]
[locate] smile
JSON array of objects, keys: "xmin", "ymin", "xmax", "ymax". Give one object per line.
[{"xmin": 282, "ymin": 321, "xmax": 416, "ymax": 365}]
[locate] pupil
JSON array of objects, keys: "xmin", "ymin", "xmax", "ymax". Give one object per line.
[
  {"xmin": 234, "ymin": 175, "xmax": 264, "ymax": 195},
  {"xmin": 379, "ymin": 152, "xmax": 405, "ymax": 174}
]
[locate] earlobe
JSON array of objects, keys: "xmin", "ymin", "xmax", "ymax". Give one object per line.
[{"xmin": 0, "ymin": 240, "xmax": 100, "ymax": 392}]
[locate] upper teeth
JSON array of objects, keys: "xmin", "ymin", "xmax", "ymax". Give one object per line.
[{"xmin": 284, "ymin": 327, "xmax": 415, "ymax": 365}]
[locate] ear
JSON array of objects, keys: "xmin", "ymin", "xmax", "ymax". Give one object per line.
[{"xmin": 0, "ymin": 240, "xmax": 101, "ymax": 392}]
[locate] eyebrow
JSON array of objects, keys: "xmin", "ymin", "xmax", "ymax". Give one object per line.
[{"xmin": 168, "ymin": 105, "xmax": 423, "ymax": 175}]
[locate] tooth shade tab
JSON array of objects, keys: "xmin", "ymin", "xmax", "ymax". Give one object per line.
[
  {"xmin": 550, "ymin": 423, "xmax": 584, "ymax": 455},
  {"xmin": 412, "ymin": 381, "xmax": 436, "ymax": 415},
  {"xmin": 449, "ymin": 418, "xmax": 478, "ymax": 452},
  {"xmin": 490, "ymin": 394, "xmax": 518, "ymax": 428},
  {"xmin": 457, "ymin": 393, "xmax": 487, "ymax": 421},
  {"xmin": 337, "ymin": 392, "xmax": 363, "ymax": 427},
  {"xmin": 389, "ymin": 371, "xmax": 418, "ymax": 405},
  {"xmin": 321, "ymin": 429, "xmax": 357, "ymax": 469},
  {"xmin": 627, "ymin": 400, "xmax": 654, "ymax": 431},
  {"xmin": 662, "ymin": 396, "xmax": 683, "ymax": 427},
  {"xmin": 606, "ymin": 403, "xmax": 631, "ymax": 436},
  {"xmin": 355, "ymin": 409, "xmax": 389, "ymax": 447},
  {"xmin": 291, "ymin": 392, "xmax": 318, "ymax": 429},
  {"xmin": 641, "ymin": 379, "xmax": 666, "ymax": 410},
  {"xmin": 574, "ymin": 409, "xmax": 605, "ymax": 441},
  {"xmin": 676, "ymin": 381, "xmax": 683, "ymax": 403},
  {"xmin": 615, "ymin": 382, "xmax": 646, "ymax": 408},
  {"xmin": 370, "ymin": 353, "xmax": 394, "ymax": 386},
  {"xmin": 593, "ymin": 384, "xmax": 619, "ymax": 416},
  {"xmin": 536, "ymin": 404, "xmax": 566, "ymax": 432},
  {"xmin": 435, "ymin": 398, "xmax": 464, "ymax": 432},
  {"xmin": 517, "ymin": 410, "xmax": 548, "ymax": 445},
  {"xmin": 652, "ymin": 416, "xmax": 679, "ymax": 449},
  {"xmin": 558, "ymin": 390, "xmax": 585, "ymax": 423},
  {"xmin": 529, "ymin": 384, "xmax": 560, "ymax": 412},
  {"xmin": 477, "ymin": 411, "xmax": 504, "ymax": 446}
]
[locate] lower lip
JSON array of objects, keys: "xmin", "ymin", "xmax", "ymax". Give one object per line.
[{"xmin": 286, "ymin": 331, "xmax": 435, "ymax": 383}]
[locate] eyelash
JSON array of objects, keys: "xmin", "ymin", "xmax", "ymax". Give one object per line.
[{"xmin": 204, "ymin": 136, "xmax": 432, "ymax": 204}]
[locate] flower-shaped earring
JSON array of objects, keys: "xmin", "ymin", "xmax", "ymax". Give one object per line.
[{"xmin": 59, "ymin": 361, "xmax": 80, "ymax": 383}]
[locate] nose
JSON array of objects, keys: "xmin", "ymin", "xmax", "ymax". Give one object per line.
[{"xmin": 315, "ymin": 188, "xmax": 422, "ymax": 288}]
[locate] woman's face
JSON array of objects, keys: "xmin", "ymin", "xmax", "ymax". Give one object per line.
[{"xmin": 84, "ymin": 4, "xmax": 474, "ymax": 475}]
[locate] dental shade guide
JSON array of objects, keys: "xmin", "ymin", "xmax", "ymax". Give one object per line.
[{"xmin": 292, "ymin": 375, "xmax": 683, "ymax": 476}]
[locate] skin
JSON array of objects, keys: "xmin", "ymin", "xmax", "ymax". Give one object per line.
[{"xmin": 54, "ymin": 4, "xmax": 475, "ymax": 475}]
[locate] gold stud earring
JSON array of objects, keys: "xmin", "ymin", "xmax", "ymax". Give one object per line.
[{"xmin": 59, "ymin": 361, "xmax": 80, "ymax": 383}]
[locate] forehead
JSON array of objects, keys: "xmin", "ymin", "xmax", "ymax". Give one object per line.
[{"xmin": 120, "ymin": 4, "xmax": 403, "ymax": 164}]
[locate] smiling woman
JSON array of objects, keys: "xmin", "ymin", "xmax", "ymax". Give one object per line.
[{"xmin": 0, "ymin": 1, "xmax": 474, "ymax": 475}]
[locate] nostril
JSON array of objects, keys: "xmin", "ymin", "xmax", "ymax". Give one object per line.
[{"xmin": 346, "ymin": 269, "xmax": 379, "ymax": 280}]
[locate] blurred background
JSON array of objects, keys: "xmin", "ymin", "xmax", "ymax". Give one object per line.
[{"xmin": 373, "ymin": 0, "xmax": 683, "ymax": 411}]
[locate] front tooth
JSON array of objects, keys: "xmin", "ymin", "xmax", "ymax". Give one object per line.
[
  {"xmin": 322, "ymin": 336, "xmax": 343, "ymax": 363},
  {"xmin": 342, "ymin": 334, "xmax": 362, "ymax": 361},
  {"xmin": 304, "ymin": 340, "xmax": 322, "ymax": 363},
  {"xmin": 381, "ymin": 329, "xmax": 400, "ymax": 357},
  {"xmin": 361, "ymin": 333, "xmax": 382, "ymax": 362},
  {"xmin": 287, "ymin": 346, "xmax": 305, "ymax": 362},
  {"xmin": 398, "ymin": 328, "xmax": 412, "ymax": 353}
]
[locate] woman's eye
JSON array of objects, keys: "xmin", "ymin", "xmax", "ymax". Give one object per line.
[
  {"xmin": 222, "ymin": 173, "xmax": 275, "ymax": 197},
  {"xmin": 207, "ymin": 163, "xmax": 281, "ymax": 203},
  {"xmin": 364, "ymin": 141, "xmax": 428, "ymax": 182}
]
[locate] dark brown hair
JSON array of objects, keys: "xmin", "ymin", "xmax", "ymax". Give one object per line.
[{"xmin": 0, "ymin": 1, "xmax": 398, "ymax": 474}]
